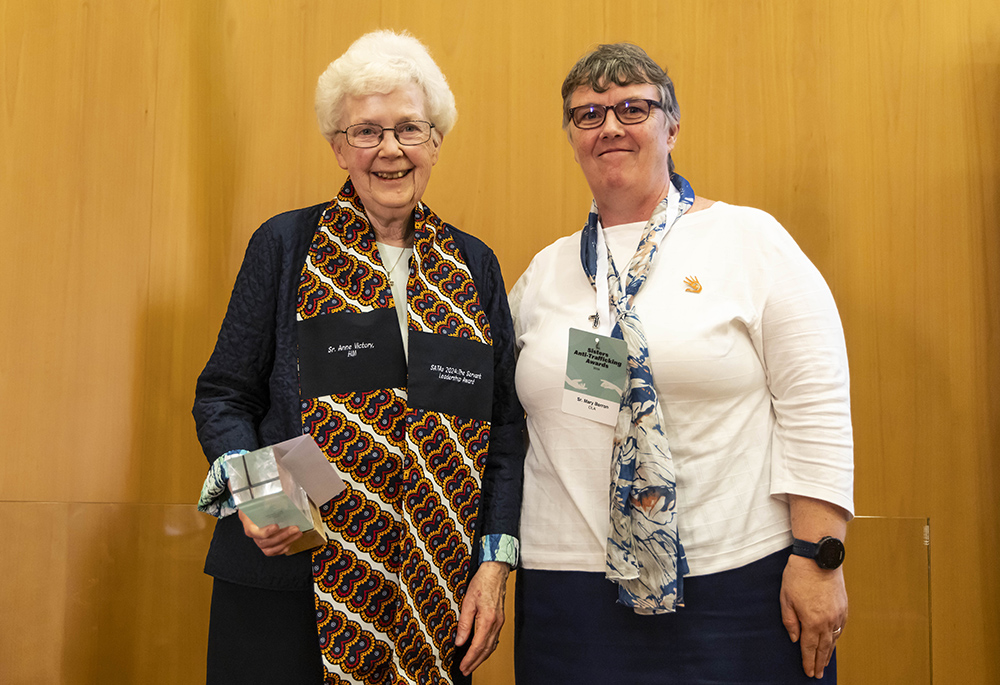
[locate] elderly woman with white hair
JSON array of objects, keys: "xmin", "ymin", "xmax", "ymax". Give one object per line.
[{"xmin": 194, "ymin": 30, "xmax": 523, "ymax": 684}]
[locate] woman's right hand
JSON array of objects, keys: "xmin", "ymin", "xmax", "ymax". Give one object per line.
[{"xmin": 237, "ymin": 509, "xmax": 303, "ymax": 556}]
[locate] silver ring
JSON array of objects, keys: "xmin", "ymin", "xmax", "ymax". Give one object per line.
[{"xmin": 833, "ymin": 626, "xmax": 843, "ymax": 636}]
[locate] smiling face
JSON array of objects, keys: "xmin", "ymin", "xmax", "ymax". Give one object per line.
[
  {"xmin": 568, "ymin": 82, "xmax": 677, "ymax": 220},
  {"xmin": 332, "ymin": 83, "xmax": 441, "ymax": 237}
]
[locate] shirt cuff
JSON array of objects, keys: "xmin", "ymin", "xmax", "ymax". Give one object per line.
[
  {"xmin": 479, "ymin": 534, "xmax": 519, "ymax": 567},
  {"xmin": 196, "ymin": 450, "xmax": 246, "ymax": 518}
]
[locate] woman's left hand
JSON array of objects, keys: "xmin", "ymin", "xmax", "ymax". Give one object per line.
[
  {"xmin": 780, "ymin": 555, "xmax": 848, "ymax": 680},
  {"xmin": 455, "ymin": 561, "xmax": 510, "ymax": 676}
]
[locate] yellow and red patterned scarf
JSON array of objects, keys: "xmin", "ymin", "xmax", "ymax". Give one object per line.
[{"xmin": 297, "ymin": 179, "xmax": 493, "ymax": 684}]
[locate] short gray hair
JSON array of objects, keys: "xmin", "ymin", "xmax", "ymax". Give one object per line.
[
  {"xmin": 561, "ymin": 43, "xmax": 680, "ymax": 132},
  {"xmin": 315, "ymin": 30, "xmax": 458, "ymax": 143}
]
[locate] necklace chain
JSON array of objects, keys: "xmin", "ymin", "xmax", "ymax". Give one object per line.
[{"xmin": 380, "ymin": 245, "xmax": 410, "ymax": 286}]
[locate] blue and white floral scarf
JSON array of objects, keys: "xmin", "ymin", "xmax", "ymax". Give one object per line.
[{"xmin": 579, "ymin": 173, "xmax": 694, "ymax": 614}]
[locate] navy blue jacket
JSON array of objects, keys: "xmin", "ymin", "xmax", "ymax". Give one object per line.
[{"xmin": 193, "ymin": 202, "xmax": 525, "ymax": 590}]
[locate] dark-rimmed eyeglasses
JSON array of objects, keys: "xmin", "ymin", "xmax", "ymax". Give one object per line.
[
  {"xmin": 337, "ymin": 120, "xmax": 435, "ymax": 148},
  {"xmin": 569, "ymin": 99, "xmax": 663, "ymax": 129}
]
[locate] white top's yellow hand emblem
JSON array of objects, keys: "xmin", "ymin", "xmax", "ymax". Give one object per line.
[{"xmin": 683, "ymin": 276, "xmax": 702, "ymax": 293}]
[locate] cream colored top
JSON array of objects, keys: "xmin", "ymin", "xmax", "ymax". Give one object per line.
[{"xmin": 509, "ymin": 202, "xmax": 854, "ymax": 577}]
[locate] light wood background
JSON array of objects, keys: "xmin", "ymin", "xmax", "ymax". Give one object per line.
[{"xmin": 2, "ymin": 0, "xmax": 997, "ymax": 682}]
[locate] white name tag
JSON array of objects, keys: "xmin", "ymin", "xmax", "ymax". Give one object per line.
[{"xmin": 561, "ymin": 328, "xmax": 628, "ymax": 425}]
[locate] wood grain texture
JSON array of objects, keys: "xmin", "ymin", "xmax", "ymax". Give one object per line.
[
  {"xmin": 2, "ymin": 0, "xmax": 998, "ymax": 682},
  {"xmin": 839, "ymin": 517, "xmax": 931, "ymax": 684},
  {"xmin": 0, "ymin": 502, "xmax": 214, "ymax": 685},
  {"xmin": 0, "ymin": 0, "xmax": 160, "ymax": 502}
]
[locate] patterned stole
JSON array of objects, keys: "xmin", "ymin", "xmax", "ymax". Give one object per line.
[
  {"xmin": 297, "ymin": 179, "xmax": 493, "ymax": 683},
  {"xmin": 580, "ymin": 174, "xmax": 694, "ymax": 615}
]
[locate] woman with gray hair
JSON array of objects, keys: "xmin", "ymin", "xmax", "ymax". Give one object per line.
[
  {"xmin": 510, "ymin": 43, "xmax": 853, "ymax": 683},
  {"xmin": 194, "ymin": 30, "xmax": 523, "ymax": 684}
]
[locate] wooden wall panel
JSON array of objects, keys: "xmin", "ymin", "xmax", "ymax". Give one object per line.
[
  {"xmin": 0, "ymin": 502, "xmax": 214, "ymax": 685},
  {"xmin": 839, "ymin": 517, "xmax": 932, "ymax": 684},
  {"xmin": 0, "ymin": 0, "xmax": 160, "ymax": 502},
  {"xmin": 2, "ymin": 0, "xmax": 999, "ymax": 682},
  {"xmin": 0, "ymin": 502, "xmax": 71, "ymax": 684}
]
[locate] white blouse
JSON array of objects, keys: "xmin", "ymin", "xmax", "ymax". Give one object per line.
[{"xmin": 509, "ymin": 202, "xmax": 854, "ymax": 577}]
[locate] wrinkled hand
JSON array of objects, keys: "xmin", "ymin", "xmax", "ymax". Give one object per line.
[
  {"xmin": 780, "ymin": 555, "xmax": 848, "ymax": 679},
  {"xmin": 455, "ymin": 561, "xmax": 510, "ymax": 676},
  {"xmin": 238, "ymin": 509, "xmax": 303, "ymax": 556}
]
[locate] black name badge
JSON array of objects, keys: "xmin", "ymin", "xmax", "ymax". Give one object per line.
[
  {"xmin": 408, "ymin": 331, "xmax": 493, "ymax": 420},
  {"xmin": 297, "ymin": 309, "xmax": 406, "ymax": 399}
]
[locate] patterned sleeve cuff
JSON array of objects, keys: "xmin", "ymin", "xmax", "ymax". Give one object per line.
[
  {"xmin": 196, "ymin": 450, "xmax": 247, "ymax": 518},
  {"xmin": 479, "ymin": 534, "xmax": 519, "ymax": 568}
]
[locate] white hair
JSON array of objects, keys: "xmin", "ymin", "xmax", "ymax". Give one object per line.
[{"xmin": 315, "ymin": 30, "xmax": 458, "ymax": 143}]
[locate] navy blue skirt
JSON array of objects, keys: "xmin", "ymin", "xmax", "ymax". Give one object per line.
[
  {"xmin": 207, "ymin": 578, "xmax": 324, "ymax": 685},
  {"xmin": 514, "ymin": 548, "xmax": 836, "ymax": 684}
]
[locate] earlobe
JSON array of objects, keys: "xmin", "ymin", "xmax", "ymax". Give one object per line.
[
  {"xmin": 331, "ymin": 139, "xmax": 349, "ymax": 171},
  {"xmin": 568, "ymin": 130, "xmax": 581, "ymax": 164},
  {"xmin": 429, "ymin": 132, "xmax": 443, "ymax": 165}
]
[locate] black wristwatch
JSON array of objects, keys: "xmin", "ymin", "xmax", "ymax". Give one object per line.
[{"xmin": 791, "ymin": 536, "xmax": 845, "ymax": 570}]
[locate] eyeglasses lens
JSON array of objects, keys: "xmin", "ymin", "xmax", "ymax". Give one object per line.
[
  {"xmin": 394, "ymin": 122, "xmax": 430, "ymax": 145},
  {"xmin": 573, "ymin": 106, "xmax": 604, "ymax": 129},
  {"xmin": 615, "ymin": 100, "xmax": 651, "ymax": 124}
]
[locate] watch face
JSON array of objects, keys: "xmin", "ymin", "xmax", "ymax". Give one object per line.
[{"xmin": 816, "ymin": 537, "xmax": 846, "ymax": 569}]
